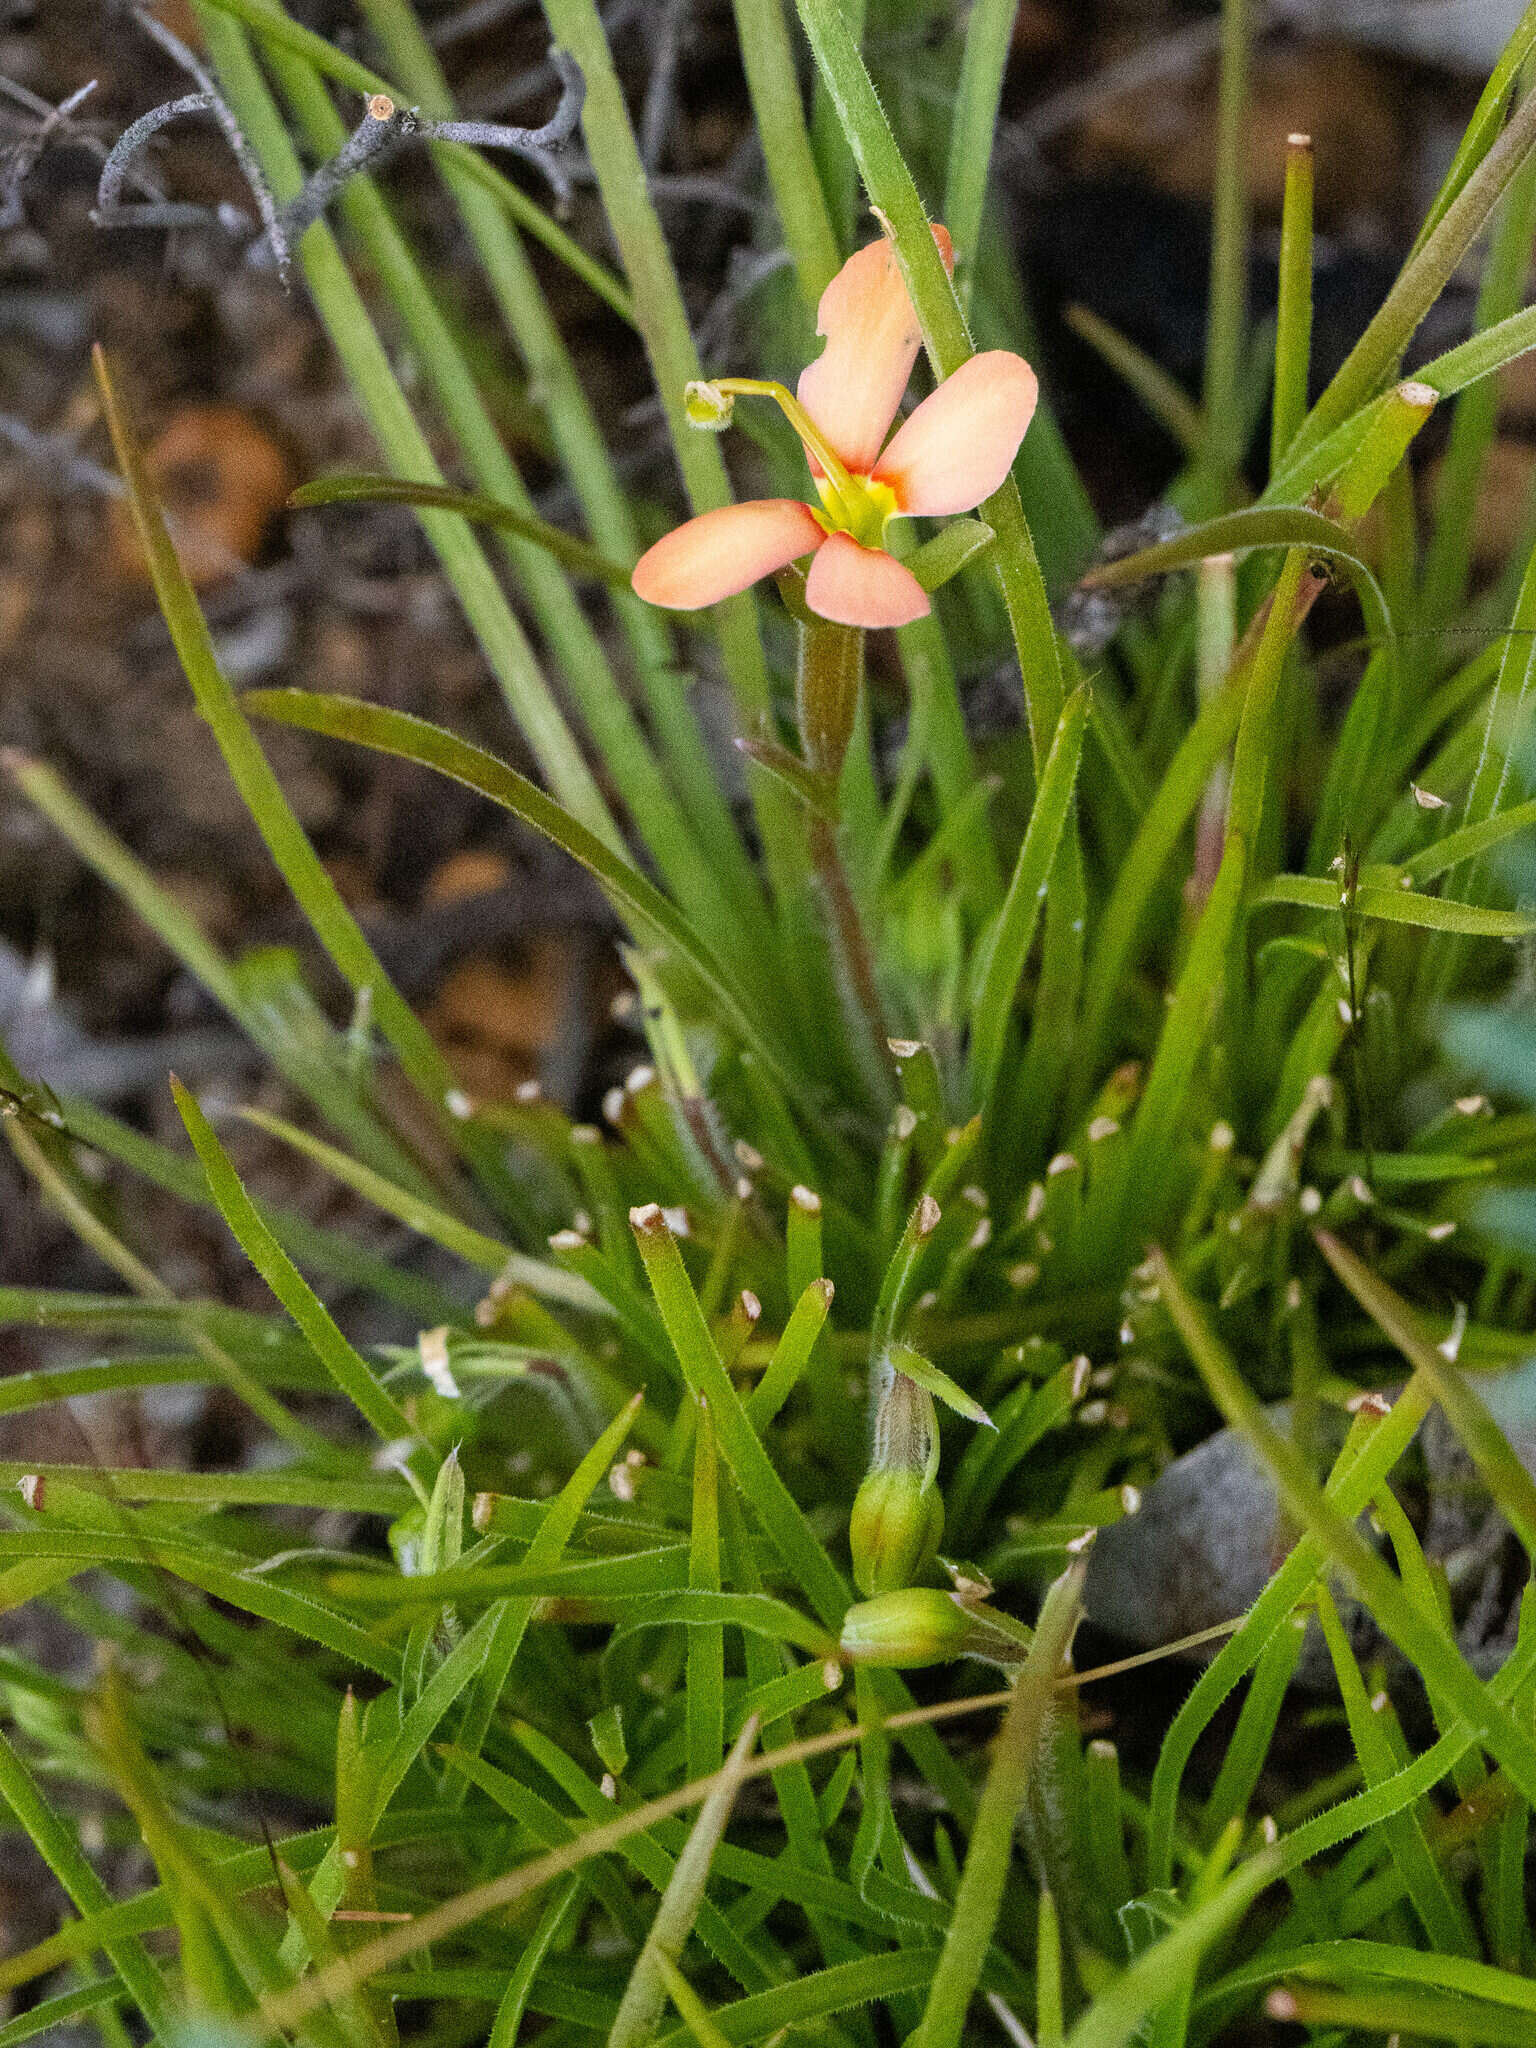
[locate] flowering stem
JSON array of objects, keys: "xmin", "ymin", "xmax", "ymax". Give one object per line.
[
  {"xmin": 811, "ymin": 814, "xmax": 895, "ymax": 1103},
  {"xmin": 796, "ymin": 615, "xmax": 863, "ymax": 784},
  {"xmin": 797, "ymin": 618, "xmax": 893, "ymax": 1099}
]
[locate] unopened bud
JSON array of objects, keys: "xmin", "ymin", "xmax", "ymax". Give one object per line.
[
  {"xmin": 840, "ymin": 1588, "xmax": 974, "ymax": 1667},
  {"xmin": 850, "ymin": 1466, "xmax": 944, "ymax": 1597},
  {"xmin": 840, "ymin": 1588, "xmax": 1033, "ymax": 1670},
  {"xmin": 850, "ymin": 1362, "xmax": 942, "ymax": 1596}
]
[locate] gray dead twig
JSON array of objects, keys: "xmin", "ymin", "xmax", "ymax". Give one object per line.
[
  {"xmin": 94, "ymin": 11, "xmax": 585, "ymax": 281},
  {"xmin": 0, "ymin": 78, "xmax": 100, "ymax": 230}
]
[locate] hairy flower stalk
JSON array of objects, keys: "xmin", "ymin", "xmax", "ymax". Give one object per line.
[{"xmin": 795, "ymin": 613, "xmax": 896, "ymax": 1096}]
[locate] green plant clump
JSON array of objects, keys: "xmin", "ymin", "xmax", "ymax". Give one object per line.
[{"xmin": 6, "ymin": 0, "xmax": 1536, "ymax": 2043}]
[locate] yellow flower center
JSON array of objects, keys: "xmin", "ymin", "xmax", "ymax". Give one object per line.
[{"xmin": 812, "ymin": 470, "xmax": 899, "ymax": 551}]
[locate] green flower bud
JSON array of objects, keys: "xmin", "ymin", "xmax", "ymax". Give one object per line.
[
  {"xmin": 840, "ymin": 1588, "xmax": 974, "ymax": 1667},
  {"xmin": 849, "ymin": 1466, "xmax": 944, "ymax": 1596},
  {"xmin": 850, "ymin": 1360, "xmax": 942, "ymax": 1596},
  {"xmin": 840, "ymin": 1589, "xmax": 1036, "ymax": 1671}
]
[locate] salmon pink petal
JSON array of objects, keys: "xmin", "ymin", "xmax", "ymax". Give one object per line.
[
  {"xmin": 631, "ymin": 500, "xmax": 824, "ymax": 609},
  {"xmin": 797, "ymin": 226, "xmax": 954, "ymax": 475},
  {"xmin": 873, "ymin": 351, "xmax": 1038, "ymax": 516},
  {"xmin": 804, "ymin": 531, "xmax": 930, "ymax": 629}
]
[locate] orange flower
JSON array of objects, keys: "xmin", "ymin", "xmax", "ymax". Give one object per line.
[{"xmin": 632, "ymin": 227, "xmax": 1038, "ymax": 629}]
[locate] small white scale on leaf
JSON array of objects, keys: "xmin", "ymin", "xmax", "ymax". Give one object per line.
[
  {"xmin": 608, "ymin": 1463, "xmax": 637, "ymax": 1502},
  {"xmin": 419, "ymin": 1326, "xmax": 460, "ymax": 1400}
]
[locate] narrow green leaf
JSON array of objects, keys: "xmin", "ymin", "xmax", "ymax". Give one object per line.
[
  {"xmin": 239, "ymin": 1106, "xmax": 602, "ymax": 1310},
  {"xmin": 969, "ymin": 684, "xmax": 1090, "ymax": 1114},
  {"xmin": 1152, "ymin": 1250, "xmax": 1536, "ymax": 1813},
  {"xmin": 886, "ymin": 1344, "xmax": 992, "ymax": 1428},
  {"xmin": 243, "ymin": 689, "xmax": 813, "ymax": 1110},
  {"xmin": 1317, "ymin": 1230, "xmax": 1536, "ymax": 1555},
  {"xmin": 1081, "ymin": 504, "xmax": 1393, "ymax": 663},
  {"xmin": 942, "ymin": 0, "xmax": 1021, "ymax": 312},
  {"xmin": 616, "ymin": 1590, "xmax": 833, "ymax": 1658},
  {"xmin": 93, "ymin": 346, "xmax": 509, "ymax": 1203},
  {"xmin": 0, "ymin": 1463, "xmax": 406, "ymax": 1513},
  {"xmin": 1314, "ymin": 1583, "xmax": 1479, "ymax": 1954},
  {"xmin": 291, "ymin": 475, "xmax": 632, "ymax": 584},
  {"xmin": 1411, "ymin": 0, "xmax": 1536, "ymax": 253},
  {"xmin": 630, "ymin": 1205, "xmax": 849, "ymax": 1628},
  {"xmin": 489, "ymin": 1877, "xmax": 581, "ymax": 2048},
  {"xmin": 172, "ymin": 1078, "xmax": 414, "ymax": 1446},
  {"xmin": 1255, "ymin": 873, "xmax": 1536, "ymax": 937},
  {"xmin": 687, "ymin": 1399, "xmax": 725, "ymax": 1786},
  {"xmin": 1206, "ymin": 1938, "xmax": 1536, "ymax": 2015},
  {"xmin": 0, "ymin": 1982, "xmax": 123, "ymax": 2048},
  {"xmin": 729, "ymin": 0, "xmax": 839, "ymax": 304},
  {"xmin": 745, "ymin": 1278, "xmax": 834, "ymax": 1430},
  {"xmin": 454, "ymin": 1391, "xmax": 648, "ymax": 1776},
  {"xmin": 0, "ymin": 1730, "xmax": 171, "ymax": 2032},
  {"xmin": 1297, "ymin": 78, "xmax": 1536, "ymax": 457},
  {"xmin": 1403, "ymin": 795, "xmax": 1536, "ymax": 881},
  {"xmin": 1265, "ymin": 1981, "xmax": 1536, "ymax": 2043},
  {"xmin": 1064, "ymin": 1848, "xmax": 1282, "ymax": 2048},
  {"xmin": 1271, "ymin": 134, "xmax": 1314, "ymax": 469},
  {"xmin": 906, "ymin": 519, "xmax": 996, "ymax": 592},
  {"xmin": 651, "ymin": 1950, "xmax": 941, "ymax": 2048}
]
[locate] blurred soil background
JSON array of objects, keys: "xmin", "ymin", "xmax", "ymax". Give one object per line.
[{"xmin": 0, "ymin": 0, "xmax": 1530, "ymax": 1458}]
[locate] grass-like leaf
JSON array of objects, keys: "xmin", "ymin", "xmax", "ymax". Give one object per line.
[
  {"xmin": 243, "ymin": 688, "xmax": 814, "ymax": 1111},
  {"xmin": 291, "ymin": 474, "xmax": 633, "ymax": 584},
  {"xmin": 172, "ymin": 1078, "xmax": 415, "ymax": 1447}
]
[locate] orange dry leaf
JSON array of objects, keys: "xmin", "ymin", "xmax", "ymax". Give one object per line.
[
  {"xmin": 425, "ymin": 849, "xmax": 514, "ymax": 903},
  {"xmin": 108, "ymin": 403, "xmax": 295, "ymax": 588},
  {"xmin": 426, "ymin": 937, "xmax": 572, "ymax": 1101}
]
